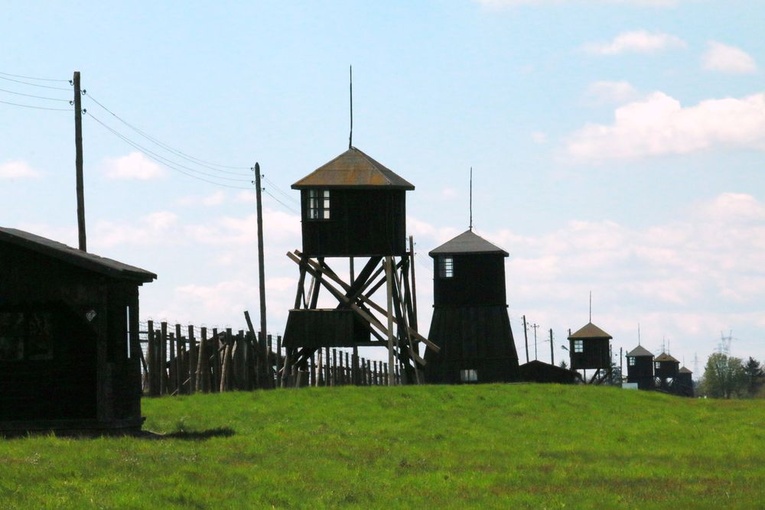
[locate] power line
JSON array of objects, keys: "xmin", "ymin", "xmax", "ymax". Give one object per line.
[
  {"xmin": 0, "ymin": 86, "xmax": 70, "ymax": 102},
  {"xmin": 262, "ymin": 175, "xmax": 300, "ymax": 206},
  {"xmin": 0, "ymin": 70, "xmax": 69, "ymax": 83},
  {"xmin": 0, "ymin": 98, "xmax": 71, "ymax": 111},
  {"xmin": 85, "ymin": 92, "xmax": 251, "ymax": 175},
  {"xmin": 87, "ymin": 111, "xmax": 253, "ymax": 190},
  {"xmin": 0, "ymin": 74, "xmax": 71, "ymax": 91},
  {"xmin": 262, "ymin": 188, "xmax": 299, "ymax": 214}
]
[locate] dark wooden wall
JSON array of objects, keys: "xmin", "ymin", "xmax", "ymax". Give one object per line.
[
  {"xmin": 432, "ymin": 254, "xmax": 507, "ymax": 307},
  {"xmin": 569, "ymin": 338, "xmax": 611, "ymax": 370},
  {"xmin": 300, "ymin": 189, "xmax": 407, "ymax": 257},
  {"xmin": 0, "ymin": 242, "xmax": 141, "ymax": 428},
  {"xmin": 425, "ymin": 306, "xmax": 520, "ymax": 384},
  {"xmin": 626, "ymin": 356, "xmax": 655, "ymax": 389}
]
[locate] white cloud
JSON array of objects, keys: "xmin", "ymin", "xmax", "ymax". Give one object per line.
[
  {"xmin": 584, "ymin": 80, "xmax": 639, "ymax": 105},
  {"xmin": 103, "ymin": 152, "xmax": 166, "ymax": 180},
  {"xmin": 565, "ymin": 91, "xmax": 765, "ymax": 160},
  {"xmin": 702, "ymin": 41, "xmax": 757, "ymax": 74},
  {"xmin": 0, "ymin": 160, "xmax": 41, "ymax": 179},
  {"xmin": 582, "ymin": 30, "xmax": 686, "ymax": 55}
]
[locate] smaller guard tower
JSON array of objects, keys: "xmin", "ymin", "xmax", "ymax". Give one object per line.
[
  {"xmin": 567, "ymin": 322, "xmax": 612, "ymax": 384},
  {"xmin": 674, "ymin": 366, "xmax": 694, "ymax": 397},
  {"xmin": 283, "ymin": 147, "xmax": 438, "ymax": 384},
  {"xmin": 626, "ymin": 344, "xmax": 655, "ymax": 390},
  {"xmin": 654, "ymin": 352, "xmax": 680, "ymax": 391},
  {"xmin": 424, "ymin": 229, "xmax": 520, "ymax": 384}
]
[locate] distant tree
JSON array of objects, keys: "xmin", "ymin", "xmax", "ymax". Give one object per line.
[
  {"xmin": 742, "ymin": 357, "xmax": 764, "ymax": 397},
  {"xmin": 559, "ymin": 360, "xmax": 568, "ymax": 370},
  {"xmin": 700, "ymin": 353, "xmax": 747, "ymax": 399}
]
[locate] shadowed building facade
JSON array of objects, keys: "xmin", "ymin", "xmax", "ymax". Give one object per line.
[{"xmin": 0, "ymin": 227, "xmax": 155, "ymax": 435}]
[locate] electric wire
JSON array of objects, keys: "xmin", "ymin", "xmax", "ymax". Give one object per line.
[
  {"xmin": 0, "ymin": 86, "xmax": 71, "ymax": 102},
  {"xmin": 85, "ymin": 92, "xmax": 251, "ymax": 175},
  {"xmin": 87, "ymin": 111, "xmax": 253, "ymax": 190},
  {"xmin": 0, "ymin": 74, "xmax": 71, "ymax": 91},
  {"xmin": 263, "ymin": 188, "xmax": 299, "ymax": 214},
  {"xmin": 0, "ymin": 70, "xmax": 69, "ymax": 82},
  {"xmin": 262, "ymin": 175, "xmax": 300, "ymax": 206},
  {"xmin": 0, "ymin": 69, "xmax": 301, "ymax": 211},
  {"xmin": 0, "ymin": 98, "xmax": 72, "ymax": 111}
]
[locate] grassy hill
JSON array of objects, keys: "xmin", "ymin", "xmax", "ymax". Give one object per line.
[{"xmin": 1, "ymin": 384, "xmax": 763, "ymax": 508}]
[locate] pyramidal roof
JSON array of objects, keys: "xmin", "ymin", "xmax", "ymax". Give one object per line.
[
  {"xmin": 655, "ymin": 352, "xmax": 680, "ymax": 363},
  {"xmin": 679, "ymin": 366, "xmax": 693, "ymax": 374},
  {"xmin": 568, "ymin": 322, "xmax": 612, "ymax": 340},
  {"xmin": 292, "ymin": 147, "xmax": 414, "ymax": 190},
  {"xmin": 429, "ymin": 229, "xmax": 509, "ymax": 257},
  {"xmin": 627, "ymin": 345, "xmax": 654, "ymax": 357}
]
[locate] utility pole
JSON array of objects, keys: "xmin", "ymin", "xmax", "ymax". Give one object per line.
[
  {"xmin": 522, "ymin": 315, "xmax": 529, "ymax": 363},
  {"xmin": 254, "ymin": 163, "xmax": 271, "ymax": 387},
  {"xmin": 532, "ymin": 323, "xmax": 539, "ymax": 361},
  {"xmin": 549, "ymin": 328, "xmax": 554, "ymax": 365},
  {"xmin": 73, "ymin": 71, "xmax": 86, "ymax": 251}
]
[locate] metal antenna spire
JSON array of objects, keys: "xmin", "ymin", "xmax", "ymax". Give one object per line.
[
  {"xmin": 469, "ymin": 167, "xmax": 473, "ymax": 231},
  {"xmin": 348, "ymin": 65, "xmax": 353, "ymax": 149},
  {"xmin": 589, "ymin": 291, "xmax": 592, "ymax": 323}
]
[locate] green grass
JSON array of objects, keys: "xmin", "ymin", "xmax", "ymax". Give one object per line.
[{"xmin": 1, "ymin": 384, "xmax": 764, "ymax": 508}]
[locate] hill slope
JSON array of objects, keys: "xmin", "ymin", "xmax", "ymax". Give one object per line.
[{"xmin": 1, "ymin": 384, "xmax": 763, "ymax": 508}]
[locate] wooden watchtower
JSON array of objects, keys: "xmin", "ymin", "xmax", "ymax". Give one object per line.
[
  {"xmin": 567, "ymin": 322, "xmax": 612, "ymax": 384},
  {"xmin": 626, "ymin": 344, "xmax": 655, "ymax": 390},
  {"xmin": 674, "ymin": 366, "xmax": 694, "ymax": 397},
  {"xmin": 654, "ymin": 352, "xmax": 680, "ymax": 392},
  {"xmin": 283, "ymin": 147, "xmax": 437, "ymax": 384},
  {"xmin": 424, "ymin": 229, "xmax": 520, "ymax": 384}
]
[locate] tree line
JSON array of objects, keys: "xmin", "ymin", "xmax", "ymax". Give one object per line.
[{"xmin": 698, "ymin": 353, "xmax": 765, "ymax": 399}]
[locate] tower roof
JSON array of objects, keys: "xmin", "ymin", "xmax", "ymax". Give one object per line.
[
  {"xmin": 655, "ymin": 352, "xmax": 680, "ymax": 363},
  {"xmin": 568, "ymin": 322, "xmax": 612, "ymax": 340},
  {"xmin": 679, "ymin": 366, "xmax": 692, "ymax": 374},
  {"xmin": 292, "ymin": 147, "xmax": 414, "ymax": 190},
  {"xmin": 627, "ymin": 345, "xmax": 654, "ymax": 358},
  {"xmin": 429, "ymin": 229, "xmax": 508, "ymax": 257}
]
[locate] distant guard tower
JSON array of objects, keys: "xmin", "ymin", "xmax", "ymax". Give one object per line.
[
  {"xmin": 654, "ymin": 352, "xmax": 680, "ymax": 392},
  {"xmin": 424, "ymin": 229, "xmax": 520, "ymax": 384},
  {"xmin": 626, "ymin": 344, "xmax": 655, "ymax": 390},
  {"xmin": 283, "ymin": 147, "xmax": 438, "ymax": 384},
  {"xmin": 567, "ymin": 321, "xmax": 612, "ymax": 384}
]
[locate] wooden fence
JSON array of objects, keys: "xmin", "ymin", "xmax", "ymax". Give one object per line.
[{"xmin": 139, "ymin": 320, "xmax": 400, "ymax": 396}]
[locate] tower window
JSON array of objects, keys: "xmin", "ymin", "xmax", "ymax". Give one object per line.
[
  {"xmin": 573, "ymin": 340, "xmax": 584, "ymax": 353},
  {"xmin": 628, "ymin": 357, "xmax": 636, "ymax": 366},
  {"xmin": 308, "ymin": 189, "xmax": 331, "ymax": 220},
  {"xmin": 439, "ymin": 256, "xmax": 454, "ymax": 278},
  {"xmin": 460, "ymin": 369, "xmax": 478, "ymax": 383}
]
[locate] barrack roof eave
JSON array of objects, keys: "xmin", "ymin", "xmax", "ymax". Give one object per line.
[
  {"xmin": 0, "ymin": 227, "xmax": 157, "ymax": 283},
  {"xmin": 429, "ymin": 229, "xmax": 509, "ymax": 257},
  {"xmin": 291, "ymin": 147, "xmax": 415, "ymax": 190}
]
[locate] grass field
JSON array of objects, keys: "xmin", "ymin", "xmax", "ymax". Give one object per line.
[{"xmin": 1, "ymin": 384, "xmax": 764, "ymax": 509}]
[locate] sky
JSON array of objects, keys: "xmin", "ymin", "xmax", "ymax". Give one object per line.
[{"xmin": 1, "ymin": 0, "xmax": 763, "ymax": 378}]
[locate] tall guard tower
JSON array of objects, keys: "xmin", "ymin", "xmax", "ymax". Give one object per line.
[
  {"xmin": 283, "ymin": 147, "xmax": 438, "ymax": 384},
  {"xmin": 424, "ymin": 229, "xmax": 520, "ymax": 384}
]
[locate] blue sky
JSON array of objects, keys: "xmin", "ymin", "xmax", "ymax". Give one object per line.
[{"xmin": 2, "ymin": 0, "xmax": 763, "ymax": 375}]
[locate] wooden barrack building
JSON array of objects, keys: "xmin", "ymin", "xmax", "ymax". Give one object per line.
[{"xmin": 0, "ymin": 227, "xmax": 155, "ymax": 435}]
